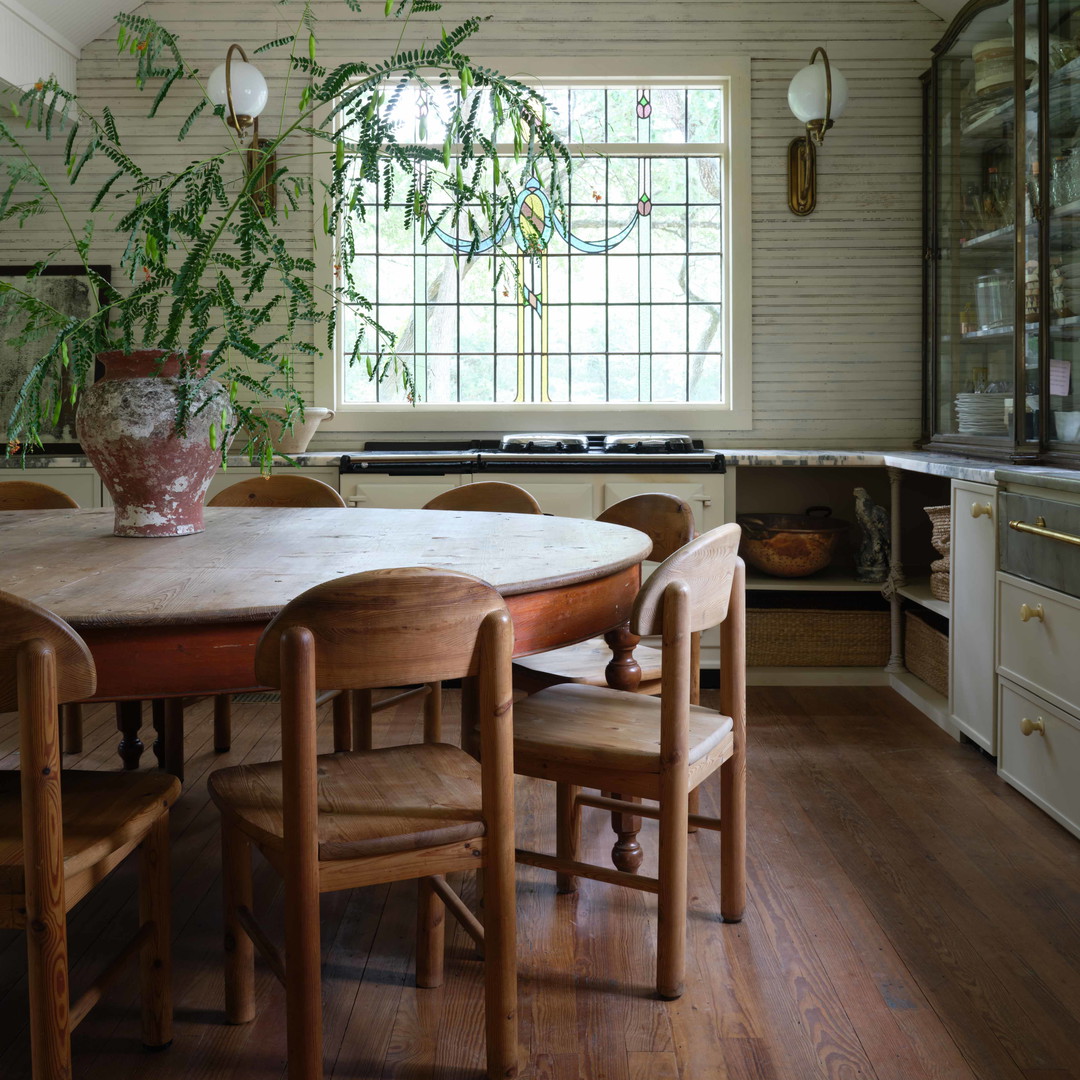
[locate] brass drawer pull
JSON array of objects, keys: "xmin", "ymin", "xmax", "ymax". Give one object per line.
[
  {"xmin": 1020, "ymin": 603, "xmax": 1045, "ymax": 622},
  {"xmin": 1020, "ymin": 716, "xmax": 1046, "ymax": 737},
  {"xmin": 971, "ymin": 502, "xmax": 993, "ymax": 519},
  {"xmin": 1009, "ymin": 516, "xmax": 1080, "ymax": 547}
]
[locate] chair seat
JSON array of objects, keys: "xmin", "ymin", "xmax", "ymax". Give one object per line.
[
  {"xmin": 0, "ymin": 769, "xmax": 181, "ymax": 895},
  {"xmin": 208, "ymin": 742, "xmax": 486, "ymax": 861},
  {"xmin": 513, "ymin": 682, "xmax": 732, "ymax": 774},
  {"xmin": 513, "ymin": 639, "xmax": 664, "ymax": 690}
]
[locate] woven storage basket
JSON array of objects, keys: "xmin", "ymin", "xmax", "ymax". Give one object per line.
[
  {"xmin": 747, "ymin": 607, "xmax": 890, "ymax": 667},
  {"xmin": 925, "ymin": 505, "xmax": 951, "ymax": 558},
  {"xmin": 904, "ymin": 611, "xmax": 949, "ymax": 696},
  {"xmin": 930, "ymin": 570, "xmax": 950, "ymax": 602}
]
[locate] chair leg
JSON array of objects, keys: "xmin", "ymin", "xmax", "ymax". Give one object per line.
[
  {"xmin": 222, "ymin": 821, "xmax": 256, "ymax": 1024},
  {"xmin": 62, "ymin": 703, "xmax": 83, "ymax": 755},
  {"xmin": 422, "ymin": 682, "xmax": 443, "ymax": 743},
  {"xmin": 24, "ymin": 830, "xmax": 72, "ymax": 1080},
  {"xmin": 213, "ymin": 695, "xmax": 232, "ymax": 753},
  {"xmin": 555, "ymin": 783, "xmax": 581, "ymax": 895},
  {"xmin": 350, "ymin": 689, "xmax": 374, "ymax": 751},
  {"xmin": 331, "ymin": 692, "xmax": 352, "ymax": 752},
  {"xmin": 687, "ymin": 786, "xmax": 700, "ymax": 834},
  {"xmin": 416, "ymin": 876, "xmax": 446, "ymax": 988},
  {"xmin": 284, "ymin": 851, "xmax": 322, "ymax": 1080},
  {"xmin": 139, "ymin": 812, "xmax": 173, "ymax": 1050},
  {"xmin": 719, "ymin": 753, "xmax": 746, "ymax": 922},
  {"xmin": 656, "ymin": 785, "xmax": 689, "ymax": 1000},
  {"xmin": 483, "ymin": 842, "xmax": 519, "ymax": 1079}
]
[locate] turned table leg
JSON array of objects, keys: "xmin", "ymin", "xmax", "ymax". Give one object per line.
[
  {"xmin": 151, "ymin": 698, "xmax": 185, "ymax": 781},
  {"xmin": 116, "ymin": 701, "xmax": 145, "ymax": 770},
  {"xmin": 604, "ymin": 623, "xmax": 643, "ymax": 873}
]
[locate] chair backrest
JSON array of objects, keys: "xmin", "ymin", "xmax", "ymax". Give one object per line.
[
  {"xmin": 208, "ymin": 474, "xmax": 346, "ymax": 508},
  {"xmin": 598, "ymin": 493, "xmax": 695, "ymax": 563},
  {"xmin": 0, "ymin": 590, "xmax": 96, "ymax": 714},
  {"xmin": 256, "ymin": 567, "xmax": 513, "ymax": 691},
  {"xmin": 632, "ymin": 523, "xmax": 742, "ymax": 639},
  {"xmin": 422, "ymin": 482, "xmax": 543, "ymax": 515},
  {"xmin": 0, "ymin": 480, "xmax": 79, "ymax": 510}
]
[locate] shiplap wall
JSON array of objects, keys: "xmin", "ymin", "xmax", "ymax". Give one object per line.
[{"xmin": 3, "ymin": 0, "xmax": 945, "ymax": 448}]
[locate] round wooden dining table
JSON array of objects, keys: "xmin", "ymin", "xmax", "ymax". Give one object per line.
[{"xmin": 1, "ymin": 505, "xmax": 651, "ymax": 771}]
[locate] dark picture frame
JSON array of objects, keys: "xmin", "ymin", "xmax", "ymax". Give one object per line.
[{"xmin": 0, "ymin": 264, "xmax": 110, "ymax": 453}]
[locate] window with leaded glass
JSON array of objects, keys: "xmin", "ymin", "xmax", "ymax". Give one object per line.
[{"xmin": 336, "ymin": 77, "xmax": 742, "ymax": 414}]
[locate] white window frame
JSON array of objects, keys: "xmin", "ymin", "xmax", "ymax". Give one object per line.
[{"xmin": 314, "ymin": 56, "xmax": 751, "ymax": 434}]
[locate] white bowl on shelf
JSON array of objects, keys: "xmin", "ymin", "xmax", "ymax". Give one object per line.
[{"xmin": 252, "ymin": 406, "xmax": 335, "ymax": 454}]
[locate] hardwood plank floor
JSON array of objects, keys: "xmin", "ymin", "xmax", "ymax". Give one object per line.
[{"xmin": 1, "ymin": 685, "xmax": 1078, "ymax": 1079}]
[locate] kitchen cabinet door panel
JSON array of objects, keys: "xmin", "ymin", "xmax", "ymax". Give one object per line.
[{"xmin": 950, "ymin": 479, "xmax": 997, "ymax": 751}]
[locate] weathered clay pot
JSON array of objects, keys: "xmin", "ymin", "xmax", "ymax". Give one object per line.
[{"xmin": 76, "ymin": 350, "xmax": 231, "ymax": 537}]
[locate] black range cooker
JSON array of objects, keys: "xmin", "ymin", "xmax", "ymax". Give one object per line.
[{"xmin": 340, "ymin": 433, "xmax": 726, "ymax": 476}]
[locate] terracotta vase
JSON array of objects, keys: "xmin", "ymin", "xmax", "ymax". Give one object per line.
[{"xmin": 76, "ymin": 350, "xmax": 231, "ymax": 537}]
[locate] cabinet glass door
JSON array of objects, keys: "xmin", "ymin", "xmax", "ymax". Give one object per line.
[
  {"xmin": 1046, "ymin": 0, "xmax": 1080, "ymax": 448},
  {"xmin": 935, "ymin": 0, "xmax": 1018, "ymax": 446}
]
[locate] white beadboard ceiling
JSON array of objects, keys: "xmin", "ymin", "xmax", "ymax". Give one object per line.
[
  {"xmin": 915, "ymin": 0, "xmax": 966, "ymax": 23},
  {"xmin": 13, "ymin": 0, "xmax": 141, "ymax": 51},
  {"xmin": 11, "ymin": 0, "xmax": 960, "ymax": 59}
]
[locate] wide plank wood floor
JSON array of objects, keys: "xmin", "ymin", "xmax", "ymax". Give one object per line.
[{"xmin": 1, "ymin": 685, "xmax": 1078, "ymax": 1079}]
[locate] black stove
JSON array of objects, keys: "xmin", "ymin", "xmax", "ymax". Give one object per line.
[{"xmin": 339, "ymin": 433, "xmax": 725, "ymax": 476}]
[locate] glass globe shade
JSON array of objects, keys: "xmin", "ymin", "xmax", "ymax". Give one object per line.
[
  {"xmin": 787, "ymin": 60, "xmax": 848, "ymax": 124},
  {"xmin": 207, "ymin": 59, "xmax": 268, "ymax": 120}
]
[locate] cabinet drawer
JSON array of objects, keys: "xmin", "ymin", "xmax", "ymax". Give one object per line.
[
  {"xmin": 998, "ymin": 680, "xmax": 1080, "ymax": 839},
  {"xmin": 997, "ymin": 575, "xmax": 1080, "ymax": 717}
]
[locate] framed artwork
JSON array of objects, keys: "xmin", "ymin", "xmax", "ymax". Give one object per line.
[{"xmin": 0, "ymin": 264, "xmax": 110, "ymax": 452}]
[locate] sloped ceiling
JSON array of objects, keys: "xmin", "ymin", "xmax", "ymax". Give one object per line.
[
  {"xmin": 915, "ymin": 0, "xmax": 965, "ymax": 23},
  {"xmin": 3, "ymin": 0, "xmax": 958, "ymax": 92},
  {"xmin": 0, "ymin": 0, "xmax": 141, "ymax": 92},
  {"xmin": 24, "ymin": 0, "xmax": 142, "ymax": 47}
]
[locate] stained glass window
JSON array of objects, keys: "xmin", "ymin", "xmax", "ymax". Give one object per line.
[{"xmin": 339, "ymin": 84, "xmax": 728, "ymax": 406}]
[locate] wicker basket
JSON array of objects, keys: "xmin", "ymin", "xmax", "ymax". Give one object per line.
[
  {"xmin": 904, "ymin": 611, "xmax": 949, "ymax": 696},
  {"xmin": 930, "ymin": 570, "xmax": 950, "ymax": 602},
  {"xmin": 747, "ymin": 607, "xmax": 890, "ymax": 667},
  {"xmin": 925, "ymin": 505, "xmax": 951, "ymax": 559}
]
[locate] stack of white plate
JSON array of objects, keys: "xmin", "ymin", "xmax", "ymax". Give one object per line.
[
  {"xmin": 955, "ymin": 392, "xmax": 1009, "ymax": 434},
  {"xmin": 1057, "ymin": 260, "xmax": 1080, "ymax": 313}
]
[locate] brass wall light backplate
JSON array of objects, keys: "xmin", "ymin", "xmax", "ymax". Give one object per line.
[{"xmin": 788, "ymin": 135, "xmax": 816, "ymax": 216}]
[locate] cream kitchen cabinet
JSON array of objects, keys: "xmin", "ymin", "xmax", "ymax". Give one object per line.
[
  {"xmin": 340, "ymin": 474, "xmax": 461, "ymax": 509},
  {"xmin": 997, "ymin": 573, "xmax": 1080, "ymax": 839},
  {"xmin": 949, "ymin": 480, "xmax": 998, "ymax": 751}
]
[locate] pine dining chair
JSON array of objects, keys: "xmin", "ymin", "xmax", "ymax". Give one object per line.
[
  {"xmin": 205, "ymin": 473, "xmax": 351, "ymax": 756},
  {"xmin": 0, "ymin": 589, "xmax": 179, "ymax": 1078},
  {"xmin": 207, "ymin": 567, "xmax": 519, "ymax": 1080},
  {"xmin": 0, "ymin": 480, "xmax": 86, "ymax": 756},
  {"xmin": 512, "ymin": 522, "xmax": 746, "ymax": 1000}
]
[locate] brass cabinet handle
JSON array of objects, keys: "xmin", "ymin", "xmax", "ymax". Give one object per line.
[
  {"xmin": 1020, "ymin": 716, "xmax": 1046, "ymax": 737},
  {"xmin": 1020, "ymin": 603, "xmax": 1045, "ymax": 622},
  {"xmin": 971, "ymin": 502, "xmax": 993, "ymax": 519},
  {"xmin": 1009, "ymin": 516, "xmax": 1080, "ymax": 547}
]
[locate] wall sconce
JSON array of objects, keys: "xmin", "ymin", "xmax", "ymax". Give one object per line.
[
  {"xmin": 208, "ymin": 45, "xmax": 275, "ymax": 214},
  {"xmin": 787, "ymin": 48, "xmax": 848, "ymax": 216}
]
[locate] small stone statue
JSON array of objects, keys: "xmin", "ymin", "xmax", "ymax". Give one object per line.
[{"xmin": 854, "ymin": 487, "xmax": 889, "ymax": 583}]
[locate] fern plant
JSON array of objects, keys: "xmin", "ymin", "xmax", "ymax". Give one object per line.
[{"xmin": 0, "ymin": 0, "xmax": 568, "ymax": 465}]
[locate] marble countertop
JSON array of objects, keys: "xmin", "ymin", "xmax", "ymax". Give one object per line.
[{"xmin": 3, "ymin": 447, "xmax": 1078, "ymax": 490}]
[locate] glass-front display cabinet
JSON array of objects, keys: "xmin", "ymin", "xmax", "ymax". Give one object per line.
[{"xmin": 926, "ymin": 0, "xmax": 1080, "ymax": 465}]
